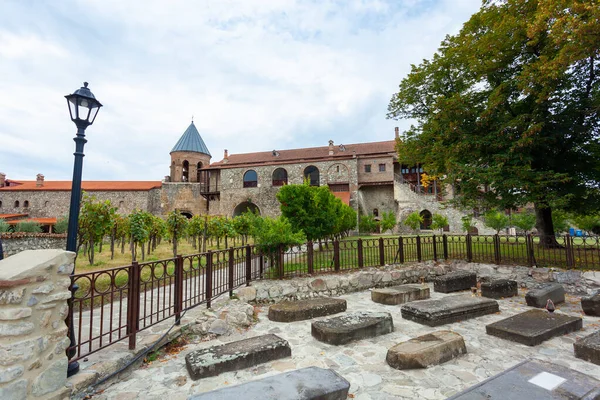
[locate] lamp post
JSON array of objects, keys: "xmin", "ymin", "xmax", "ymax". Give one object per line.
[{"xmin": 65, "ymin": 82, "xmax": 103, "ymax": 377}]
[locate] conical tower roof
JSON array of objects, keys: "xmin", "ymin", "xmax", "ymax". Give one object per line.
[{"xmin": 170, "ymin": 121, "xmax": 211, "ymax": 156}]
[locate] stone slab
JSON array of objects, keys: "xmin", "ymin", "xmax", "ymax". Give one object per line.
[
  {"xmin": 525, "ymin": 283, "xmax": 565, "ymax": 308},
  {"xmin": 574, "ymin": 330, "xmax": 600, "ymax": 366},
  {"xmin": 433, "ymin": 271, "xmax": 477, "ymax": 293},
  {"xmin": 371, "ymin": 285, "xmax": 430, "ymax": 305},
  {"xmin": 311, "ymin": 312, "xmax": 393, "ymax": 345},
  {"xmin": 581, "ymin": 293, "xmax": 600, "ymax": 316},
  {"xmin": 268, "ymin": 298, "xmax": 347, "ymax": 322},
  {"xmin": 185, "ymin": 334, "xmax": 291, "ymax": 380},
  {"xmin": 481, "ymin": 279, "xmax": 518, "ymax": 299},
  {"xmin": 187, "ymin": 367, "xmax": 350, "ymax": 400},
  {"xmin": 447, "ymin": 359, "xmax": 600, "ymax": 400},
  {"xmin": 400, "ymin": 295, "xmax": 499, "ymax": 327},
  {"xmin": 386, "ymin": 330, "xmax": 466, "ymax": 370},
  {"xmin": 486, "ymin": 309, "xmax": 582, "ymax": 346}
]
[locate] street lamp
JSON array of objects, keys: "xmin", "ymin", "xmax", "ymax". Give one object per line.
[{"xmin": 65, "ymin": 82, "xmax": 103, "ymax": 377}]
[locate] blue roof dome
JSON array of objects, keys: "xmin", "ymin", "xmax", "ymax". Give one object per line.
[{"xmin": 170, "ymin": 122, "xmax": 211, "ymax": 156}]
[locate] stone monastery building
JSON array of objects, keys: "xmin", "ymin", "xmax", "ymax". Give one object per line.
[{"xmin": 0, "ymin": 122, "xmax": 485, "ymax": 233}]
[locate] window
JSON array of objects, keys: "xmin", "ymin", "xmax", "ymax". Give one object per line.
[
  {"xmin": 0, "ymin": 201, "xmax": 2, "ymax": 207},
  {"xmin": 379, "ymin": 164, "xmax": 386, "ymax": 172},
  {"xmin": 196, "ymin": 162, "xmax": 203, "ymax": 182},
  {"xmin": 23, "ymin": 200, "xmax": 29, "ymax": 208},
  {"xmin": 44, "ymin": 201, "xmax": 49, "ymax": 207},
  {"xmin": 336, "ymin": 166, "xmax": 340, "ymax": 173},
  {"xmin": 364, "ymin": 165, "xmax": 371, "ymax": 173},
  {"xmin": 272, "ymin": 168, "xmax": 288, "ymax": 187},
  {"xmin": 14, "ymin": 201, "xmax": 19, "ymax": 208},
  {"xmin": 243, "ymin": 170, "xmax": 258, "ymax": 188},
  {"xmin": 373, "ymin": 208, "xmax": 379, "ymax": 217},
  {"xmin": 303, "ymin": 166, "xmax": 320, "ymax": 186},
  {"xmin": 329, "ymin": 183, "xmax": 349, "ymax": 192},
  {"xmin": 182, "ymin": 160, "xmax": 189, "ymax": 182}
]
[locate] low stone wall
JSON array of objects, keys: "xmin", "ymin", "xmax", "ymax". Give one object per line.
[
  {"xmin": 1, "ymin": 234, "xmax": 67, "ymax": 258},
  {"xmin": 0, "ymin": 249, "xmax": 74, "ymax": 400}
]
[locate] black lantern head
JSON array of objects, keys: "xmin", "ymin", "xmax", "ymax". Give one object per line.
[{"xmin": 65, "ymin": 82, "xmax": 103, "ymax": 128}]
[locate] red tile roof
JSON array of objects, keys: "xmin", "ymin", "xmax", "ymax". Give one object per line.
[
  {"xmin": 209, "ymin": 140, "xmax": 397, "ymax": 169},
  {"xmin": 0, "ymin": 214, "xmax": 29, "ymax": 220},
  {"xmin": 7, "ymin": 217, "xmax": 57, "ymax": 225},
  {"xmin": 0, "ymin": 181, "xmax": 162, "ymax": 191}
]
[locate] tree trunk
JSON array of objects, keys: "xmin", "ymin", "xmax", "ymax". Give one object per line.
[
  {"xmin": 141, "ymin": 243, "xmax": 145, "ymax": 261},
  {"xmin": 225, "ymin": 236, "xmax": 228, "ymax": 249},
  {"xmin": 173, "ymin": 238, "xmax": 178, "ymax": 258},
  {"xmin": 147, "ymin": 238, "xmax": 151, "ymax": 256},
  {"xmin": 132, "ymin": 243, "xmax": 136, "ymax": 261},
  {"xmin": 535, "ymin": 204, "xmax": 561, "ymax": 248},
  {"xmin": 89, "ymin": 238, "xmax": 95, "ymax": 265},
  {"xmin": 99, "ymin": 239, "xmax": 103, "ymax": 254},
  {"xmin": 121, "ymin": 237, "xmax": 125, "ymax": 254},
  {"xmin": 110, "ymin": 228, "xmax": 115, "ymax": 260}
]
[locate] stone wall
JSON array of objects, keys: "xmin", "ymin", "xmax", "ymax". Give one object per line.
[
  {"xmin": 1, "ymin": 234, "xmax": 67, "ymax": 258},
  {"xmin": 157, "ymin": 183, "xmax": 208, "ymax": 217},
  {"xmin": 357, "ymin": 156, "xmax": 394, "ymax": 184},
  {"xmin": 0, "ymin": 250, "xmax": 74, "ymax": 400}
]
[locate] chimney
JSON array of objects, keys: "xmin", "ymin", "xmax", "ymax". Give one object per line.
[
  {"xmin": 328, "ymin": 140, "xmax": 334, "ymax": 156},
  {"xmin": 36, "ymin": 173, "xmax": 44, "ymax": 187},
  {"xmin": 223, "ymin": 149, "xmax": 229, "ymax": 163},
  {"xmin": 0, "ymin": 172, "xmax": 5, "ymax": 188},
  {"xmin": 395, "ymin": 127, "xmax": 400, "ymax": 140}
]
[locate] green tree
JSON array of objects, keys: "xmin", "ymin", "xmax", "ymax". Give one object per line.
[
  {"xmin": 251, "ymin": 216, "xmax": 305, "ymax": 277},
  {"xmin": 187, "ymin": 215, "xmax": 204, "ymax": 249},
  {"xmin": 403, "ymin": 212, "xmax": 423, "ymax": 232},
  {"xmin": 359, "ymin": 214, "xmax": 379, "ymax": 234},
  {"xmin": 166, "ymin": 211, "xmax": 188, "ymax": 257},
  {"xmin": 14, "ymin": 221, "xmax": 42, "ymax": 233},
  {"xmin": 129, "ymin": 209, "xmax": 149, "ymax": 261},
  {"xmin": 78, "ymin": 195, "xmax": 116, "ymax": 265},
  {"xmin": 512, "ymin": 212, "xmax": 537, "ymax": 234},
  {"xmin": 0, "ymin": 219, "xmax": 10, "ymax": 233},
  {"xmin": 461, "ymin": 215, "xmax": 475, "ymax": 234},
  {"xmin": 380, "ymin": 211, "xmax": 397, "ymax": 233},
  {"xmin": 334, "ymin": 202, "xmax": 357, "ymax": 238},
  {"xmin": 483, "ymin": 210, "xmax": 510, "ymax": 234},
  {"xmin": 54, "ymin": 217, "xmax": 68, "ymax": 234},
  {"xmin": 431, "ymin": 213, "xmax": 449, "ymax": 231},
  {"xmin": 387, "ymin": 0, "xmax": 600, "ymax": 246},
  {"xmin": 572, "ymin": 213, "xmax": 600, "ymax": 235},
  {"xmin": 552, "ymin": 210, "xmax": 571, "ymax": 234}
]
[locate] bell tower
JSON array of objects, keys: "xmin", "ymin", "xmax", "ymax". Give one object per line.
[{"xmin": 169, "ymin": 121, "xmax": 211, "ymax": 183}]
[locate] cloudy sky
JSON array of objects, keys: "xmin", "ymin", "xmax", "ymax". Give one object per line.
[{"xmin": 0, "ymin": 0, "xmax": 481, "ymax": 181}]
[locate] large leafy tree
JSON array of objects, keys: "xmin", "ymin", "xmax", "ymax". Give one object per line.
[{"xmin": 388, "ymin": 0, "xmax": 600, "ymax": 245}]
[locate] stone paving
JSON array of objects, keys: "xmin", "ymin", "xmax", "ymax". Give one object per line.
[{"xmin": 89, "ymin": 285, "xmax": 600, "ymax": 400}]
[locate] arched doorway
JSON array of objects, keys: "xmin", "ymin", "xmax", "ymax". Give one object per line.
[
  {"xmin": 420, "ymin": 210, "xmax": 432, "ymax": 230},
  {"xmin": 304, "ymin": 166, "xmax": 320, "ymax": 186},
  {"xmin": 180, "ymin": 211, "xmax": 193, "ymax": 219},
  {"xmin": 233, "ymin": 202, "xmax": 260, "ymax": 217}
]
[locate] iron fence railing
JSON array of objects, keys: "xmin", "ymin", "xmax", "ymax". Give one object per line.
[{"xmin": 68, "ymin": 234, "xmax": 599, "ymax": 362}]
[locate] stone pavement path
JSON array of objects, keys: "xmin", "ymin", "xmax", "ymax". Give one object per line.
[{"xmin": 90, "ymin": 286, "xmax": 600, "ymax": 400}]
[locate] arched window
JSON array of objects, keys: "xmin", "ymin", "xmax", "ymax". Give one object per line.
[
  {"xmin": 0, "ymin": 200, "xmax": 3, "ymax": 207},
  {"xmin": 23, "ymin": 200, "xmax": 29, "ymax": 208},
  {"xmin": 196, "ymin": 162, "xmax": 203, "ymax": 182},
  {"xmin": 119, "ymin": 201, "xmax": 125, "ymax": 208},
  {"xmin": 243, "ymin": 170, "xmax": 258, "ymax": 188},
  {"xmin": 44, "ymin": 201, "xmax": 49, "ymax": 208},
  {"xmin": 14, "ymin": 201, "xmax": 19, "ymax": 208},
  {"xmin": 373, "ymin": 208, "xmax": 379, "ymax": 217},
  {"xmin": 182, "ymin": 160, "xmax": 189, "ymax": 182},
  {"xmin": 304, "ymin": 166, "xmax": 320, "ymax": 186},
  {"xmin": 272, "ymin": 168, "xmax": 288, "ymax": 186},
  {"xmin": 420, "ymin": 210, "xmax": 432, "ymax": 230}
]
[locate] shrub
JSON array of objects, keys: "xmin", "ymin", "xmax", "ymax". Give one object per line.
[
  {"xmin": 380, "ymin": 211, "xmax": 397, "ymax": 233},
  {"xmin": 431, "ymin": 213, "xmax": 449, "ymax": 231},
  {"xmin": 0, "ymin": 219, "xmax": 10, "ymax": 233},
  {"xmin": 359, "ymin": 215, "xmax": 379, "ymax": 233},
  {"xmin": 512, "ymin": 212, "xmax": 536, "ymax": 233},
  {"xmin": 403, "ymin": 212, "xmax": 423, "ymax": 231},
  {"xmin": 483, "ymin": 210, "xmax": 509, "ymax": 234},
  {"xmin": 54, "ymin": 216, "xmax": 69, "ymax": 234},
  {"xmin": 15, "ymin": 221, "xmax": 42, "ymax": 233},
  {"xmin": 461, "ymin": 215, "xmax": 475, "ymax": 233}
]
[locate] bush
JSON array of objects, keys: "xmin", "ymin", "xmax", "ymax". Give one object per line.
[
  {"xmin": 483, "ymin": 210, "xmax": 509, "ymax": 234},
  {"xmin": 54, "ymin": 216, "xmax": 69, "ymax": 234},
  {"xmin": 461, "ymin": 215, "xmax": 475, "ymax": 233},
  {"xmin": 14, "ymin": 221, "xmax": 42, "ymax": 233},
  {"xmin": 403, "ymin": 212, "xmax": 423, "ymax": 231},
  {"xmin": 359, "ymin": 215, "xmax": 379, "ymax": 233},
  {"xmin": 431, "ymin": 213, "xmax": 449, "ymax": 231},
  {"xmin": 512, "ymin": 212, "xmax": 536, "ymax": 233},
  {"xmin": 380, "ymin": 211, "xmax": 397, "ymax": 233},
  {"xmin": 0, "ymin": 219, "xmax": 10, "ymax": 233}
]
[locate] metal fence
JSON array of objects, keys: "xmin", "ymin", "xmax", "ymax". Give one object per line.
[{"xmin": 68, "ymin": 234, "xmax": 599, "ymax": 362}]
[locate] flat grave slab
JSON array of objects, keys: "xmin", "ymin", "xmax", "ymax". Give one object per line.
[
  {"xmin": 386, "ymin": 330, "xmax": 466, "ymax": 370},
  {"xmin": 434, "ymin": 271, "xmax": 477, "ymax": 293},
  {"xmin": 525, "ymin": 283, "xmax": 565, "ymax": 308},
  {"xmin": 581, "ymin": 293, "xmax": 600, "ymax": 316},
  {"xmin": 185, "ymin": 334, "xmax": 291, "ymax": 380},
  {"xmin": 574, "ymin": 330, "xmax": 600, "ymax": 366},
  {"xmin": 187, "ymin": 367, "xmax": 350, "ymax": 400},
  {"xmin": 268, "ymin": 297, "xmax": 347, "ymax": 322},
  {"xmin": 311, "ymin": 311, "xmax": 393, "ymax": 345},
  {"xmin": 447, "ymin": 359, "xmax": 600, "ymax": 400},
  {"xmin": 481, "ymin": 279, "xmax": 518, "ymax": 299},
  {"xmin": 371, "ymin": 284, "xmax": 430, "ymax": 305},
  {"xmin": 400, "ymin": 295, "xmax": 499, "ymax": 327},
  {"xmin": 486, "ymin": 309, "xmax": 582, "ymax": 346}
]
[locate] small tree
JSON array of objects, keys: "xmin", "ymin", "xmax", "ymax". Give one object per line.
[
  {"xmin": 359, "ymin": 215, "xmax": 379, "ymax": 234},
  {"xmin": 403, "ymin": 212, "xmax": 423, "ymax": 232},
  {"xmin": 54, "ymin": 217, "xmax": 68, "ymax": 234},
  {"xmin": 166, "ymin": 211, "xmax": 188, "ymax": 257},
  {"xmin": 251, "ymin": 216, "xmax": 305, "ymax": 277},
  {"xmin": 431, "ymin": 213, "xmax": 449, "ymax": 232},
  {"xmin": 380, "ymin": 211, "xmax": 397, "ymax": 233},
  {"xmin": 129, "ymin": 210, "xmax": 149, "ymax": 261},
  {"xmin": 15, "ymin": 221, "xmax": 42, "ymax": 233},
  {"xmin": 484, "ymin": 210, "xmax": 509, "ymax": 234},
  {"xmin": 572, "ymin": 214, "xmax": 600, "ymax": 235},
  {"xmin": 461, "ymin": 215, "xmax": 475, "ymax": 233},
  {"xmin": 552, "ymin": 210, "xmax": 570, "ymax": 235},
  {"xmin": 512, "ymin": 212, "xmax": 536, "ymax": 234}
]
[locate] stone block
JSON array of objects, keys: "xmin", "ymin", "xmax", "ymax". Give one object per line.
[
  {"xmin": 0, "ymin": 365, "xmax": 24, "ymax": 383},
  {"xmin": 574, "ymin": 330, "xmax": 600, "ymax": 365},
  {"xmin": 185, "ymin": 334, "xmax": 291, "ymax": 380},
  {"xmin": 486, "ymin": 309, "xmax": 582, "ymax": 346},
  {"xmin": 371, "ymin": 285, "xmax": 430, "ymax": 305},
  {"xmin": 187, "ymin": 367, "xmax": 350, "ymax": 400},
  {"xmin": 525, "ymin": 283, "xmax": 565, "ymax": 308},
  {"xmin": 268, "ymin": 298, "xmax": 347, "ymax": 322},
  {"xmin": 32, "ymin": 357, "xmax": 68, "ymax": 396},
  {"xmin": 433, "ymin": 271, "xmax": 477, "ymax": 293},
  {"xmin": 481, "ymin": 279, "xmax": 518, "ymax": 299},
  {"xmin": 0, "ymin": 378, "xmax": 27, "ymax": 400},
  {"xmin": 311, "ymin": 312, "xmax": 393, "ymax": 345},
  {"xmin": 581, "ymin": 293, "xmax": 600, "ymax": 316},
  {"xmin": 386, "ymin": 330, "xmax": 466, "ymax": 369},
  {"xmin": 401, "ymin": 295, "xmax": 499, "ymax": 327},
  {"xmin": 0, "ymin": 321, "xmax": 34, "ymax": 337},
  {"xmin": 0, "ymin": 307, "xmax": 32, "ymax": 320},
  {"xmin": 447, "ymin": 359, "xmax": 600, "ymax": 400}
]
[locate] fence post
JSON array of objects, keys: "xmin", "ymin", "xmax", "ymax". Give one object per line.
[
  {"xmin": 494, "ymin": 235, "xmax": 501, "ymax": 265},
  {"xmin": 416, "ymin": 235, "xmax": 422, "ymax": 262},
  {"xmin": 442, "ymin": 234, "xmax": 449, "ymax": 260},
  {"xmin": 206, "ymin": 251, "xmax": 213, "ymax": 309},
  {"xmin": 466, "ymin": 234, "xmax": 473, "ymax": 262},
  {"xmin": 379, "ymin": 237, "xmax": 385, "ymax": 266},
  {"xmin": 334, "ymin": 240, "xmax": 341, "ymax": 272},
  {"xmin": 228, "ymin": 247, "xmax": 235, "ymax": 296},
  {"xmin": 278, "ymin": 244, "xmax": 284, "ymax": 279},
  {"xmin": 259, "ymin": 254, "xmax": 264, "ymax": 278},
  {"xmin": 307, "ymin": 241, "xmax": 314, "ymax": 274},
  {"xmin": 357, "ymin": 239, "xmax": 364, "ymax": 268},
  {"xmin": 245, "ymin": 245, "xmax": 252, "ymax": 286},
  {"xmin": 432, "ymin": 235, "xmax": 438, "ymax": 262},
  {"xmin": 398, "ymin": 236, "xmax": 405, "ymax": 264},
  {"xmin": 565, "ymin": 234, "xmax": 575, "ymax": 268},
  {"xmin": 127, "ymin": 261, "xmax": 140, "ymax": 350},
  {"xmin": 174, "ymin": 255, "xmax": 184, "ymax": 325},
  {"xmin": 526, "ymin": 234, "xmax": 534, "ymax": 267}
]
